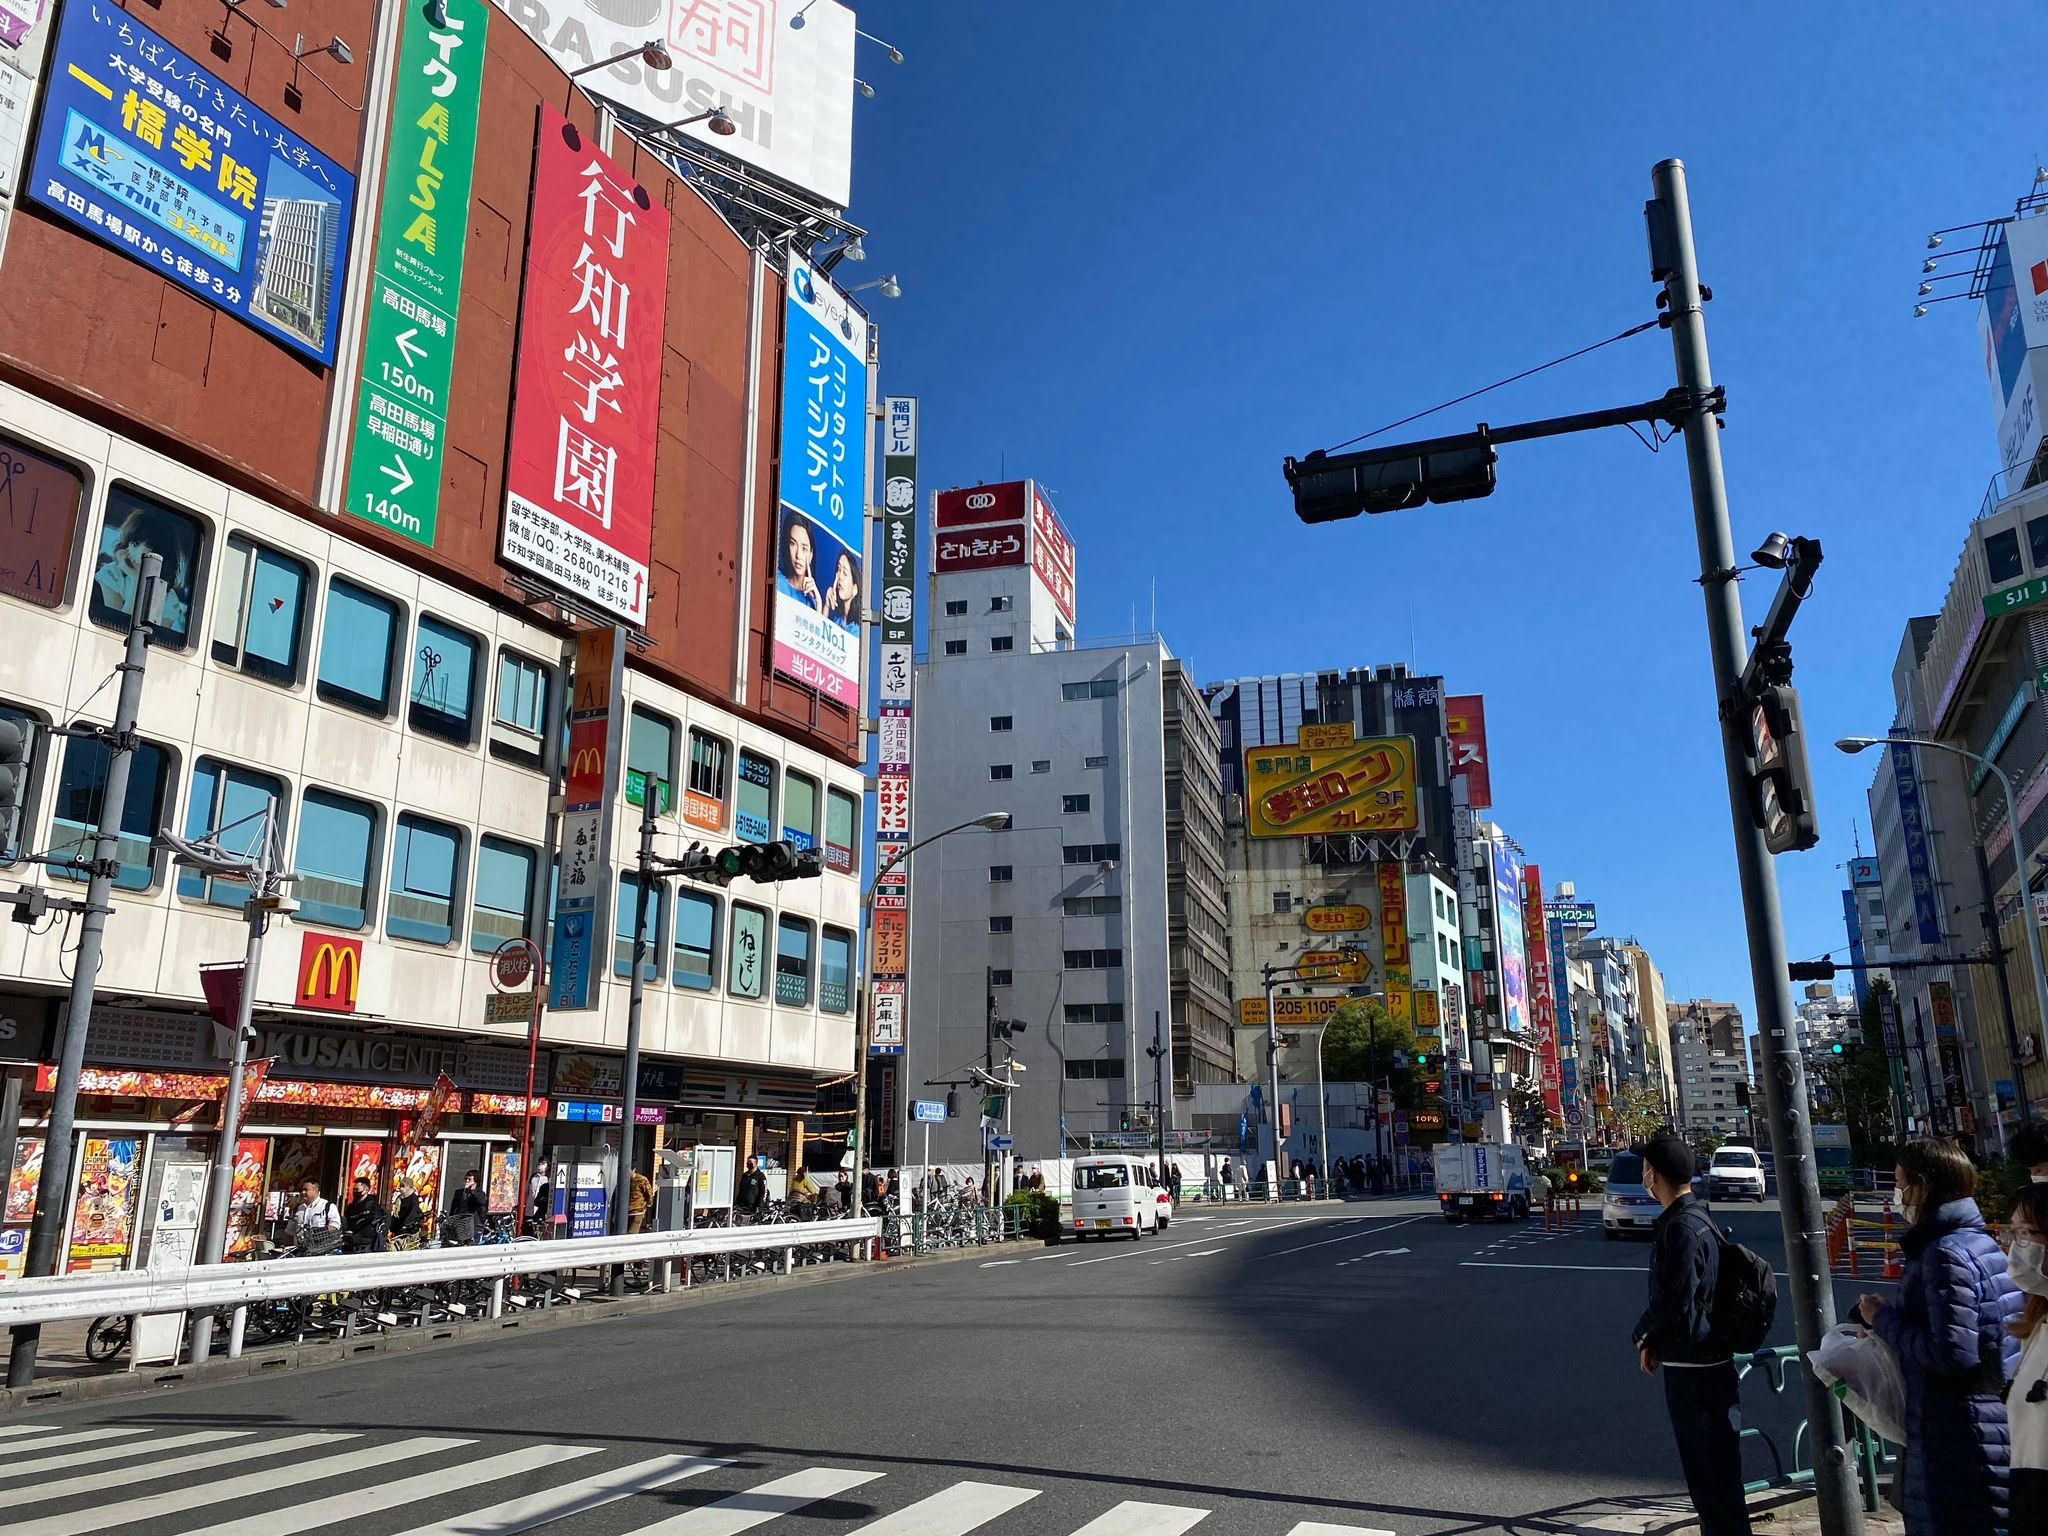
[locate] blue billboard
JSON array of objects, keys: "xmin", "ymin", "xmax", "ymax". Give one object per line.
[
  {"xmin": 1842, "ymin": 888, "xmax": 1870, "ymax": 1012},
  {"xmin": 1985, "ymin": 231, "xmax": 2029, "ymax": 410},
  {"xmin": 1491, "ymin": 839, "xmax": 1528, "ymax": 1036},
  {"xmin": 1888, "ymin": 733, "xmax": 1944, "ymax": 947},
  {"xmin": 27, "ymin": 1, "xmax": 356, "ymax": 366}
]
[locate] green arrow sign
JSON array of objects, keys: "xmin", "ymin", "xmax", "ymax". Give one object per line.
[{"xmin": 341, "ymin": 0, "xmax": 486, "ymax": 547}]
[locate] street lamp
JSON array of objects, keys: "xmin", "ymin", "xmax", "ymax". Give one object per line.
[
  {"xmin": 848, "ymin": 275, "xmax": 902, "ymax": 300},
  {"xmin": 851, "ymin": 813, "xmax": 1010, "ymax": 1203},
  {"xmin": 567, "ymin": 39, "xmax": 673, "ymax": 77},
  {"xmin": 1837, "ymin": 734, "xmax": 2048, "ymax": 1099},
  {"xmin": 659, "ymin": 106, "xmax": 738, "ymax": 138},
  {"xmin": 1257, "ymin": 953, "xmax": 1366, "ymax": 1195}
]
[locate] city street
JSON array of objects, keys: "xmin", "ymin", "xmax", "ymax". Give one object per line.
[{"xmin": 0, "ymin": 1199, "xmax": 1866, "ymax": 1536}]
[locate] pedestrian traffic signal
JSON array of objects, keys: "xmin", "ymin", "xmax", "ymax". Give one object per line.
[
  {"xmin": 1284, "ymin": 437, "xmax": 1498, "ymax": 523},
  {"xmin": 0, "ymin": 717, "xmax": 22, "ymax": 852},
  {"xmin": 1120, "ymin": 1111, "xmax": 1130, "ymax": 1133},
  {"xmin": 1746, "ymin": 683, "xmax": 1820, "ymax": 854}
]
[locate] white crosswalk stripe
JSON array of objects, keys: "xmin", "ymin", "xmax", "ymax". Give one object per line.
[
  {"xmin": 1066, "ymin": 1503, "xmax": 1208, "ymax": 1535},
  {"xmin": 10, "ymin": 1434, "xmax": 465, "ymax": 1536},
  {"xmin": 851, "ymin": 1480, "xmax": 1038, "ymax": 1533},
  {"xmin": 1284, "ymin": 1524, "xmax": 1398, "ymax": 1535},
  {"xmin": 0, "ymin": 1425, "xmax": 154, "ymax": 1455},
  {"xmin": 4, "ymin": 1432, "xmax": 350, "ymax": 1511},
  {"xmin": 627, "ymin": 1465, "xmax": 886, "ymax": 1533},
  {"xmin": 0, "ymin": 1422, "xmax": 67, "ymax": 1438},
  {"xmin": 0, "ymin": 1427, "xmax": 253, "ymax": 1480},
  {"xmin": 393, "ymin": 1454, "xmax": 731, "ymax": 1536}
]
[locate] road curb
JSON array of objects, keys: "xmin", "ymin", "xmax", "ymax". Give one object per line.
[{"xmin": 0, "ymin": 1237, "xmax": 1012, "ymax": 1417}]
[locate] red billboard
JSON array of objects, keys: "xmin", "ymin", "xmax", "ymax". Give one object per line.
[
  {"xmin": 934, "ymin": 481, "xmax": 1027, "ymax": 529},
  {"xmin": 935, "ymin": 525, "xmax": 1026, "ymax": 572},
  {"xmin": 1523, "ymin": 864, "xmax": 1563, "ymax": 1120},
  {"xmin": 501, "ymin": 105, "xmax": 669, "ymax": 626},
  {"xmin": 1030, "ymin": 484, "xmax": 1077, "ymax": 625},
  {"xmin": 1445, "ymin": 694, "xmax": 1492, "ymax": 810}
]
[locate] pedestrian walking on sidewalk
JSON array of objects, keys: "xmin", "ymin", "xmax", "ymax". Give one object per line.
[
  {"xmin": 1529, "ymin": 1165, "xmax": 1553, "ymax": 1230},
  {"xmin": 2001, "ymin": 1182, "xmax": 2048, "ymax": 1535},
  {"xmin": 1856, "ymin": 1137, "xmax": 2021, "ymax": 1536},
  {"xmin": 735, "ymin": 1155, "xmax": 768, "ymax": 1225},
  {"xmin": 1631, "ymin": 1133, "xmax": 1751, "ymax": 1536}
]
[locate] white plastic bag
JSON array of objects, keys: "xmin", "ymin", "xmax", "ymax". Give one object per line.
[{"xmin": 1810, "ymin": 1322, "xmax": 1908, "ymax": 1445}]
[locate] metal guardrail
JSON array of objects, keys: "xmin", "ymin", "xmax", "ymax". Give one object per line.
[
  {"xmin": 0, "ymin": 1218, "xmax": 883, "ymax": 1332},
  {"xmin": 1735, "ymin": 1345, "xmax": 1888, "ymax": 1512}
]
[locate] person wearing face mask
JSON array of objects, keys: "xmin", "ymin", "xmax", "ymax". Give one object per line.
[
  {"xmin": 1856, "ymin": 1137, "xmax": 2023, "ymax": 1536},
  {"xmin": 2006, "ymin": 1183, "xmax": 2048, "ymax": 1534}
]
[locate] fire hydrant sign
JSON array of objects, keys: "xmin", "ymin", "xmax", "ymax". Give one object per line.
[
  {"xmin": 501, "ymin": 104, "xmax": 667, "ymax": 625},
  {"xmin": 342, "ymin": 0, "xmax": 486, "ymax": 548}
]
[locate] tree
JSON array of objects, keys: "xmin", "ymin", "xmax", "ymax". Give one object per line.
[
  {"xmin": 1614, "ymin": 1081, "xmax": 1669, "ymax": 1145},
  {"xmin": 1318, "ymin": 1000, "xmax": 1424, "ymax": 1110}
]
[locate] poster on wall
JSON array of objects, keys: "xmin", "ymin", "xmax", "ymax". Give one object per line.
[
  {"xmin": 1444, "ymin": 695, "xmax": 1492, "ymax": 809},
  {"xmin": 344, "ymin": 1138, "xmax": 385, "ymax": 1195},
  {"xmin": 1522, "ymin": 863, "xmax": 1562, "ymax": 1119},
  {"xmin": 225, "ymin": 1137, "xmax": 268, "ymax": 1256},
  {"xmin": 1491, "ymin": 840, "xmax": 1528, "ymax": 1036},
  {"xmin": 773, "ymin": 258, "xmax": 868, "ymax": 705},
  {"xmin": 5, "ymin": 1132, "xmax": 39, "ymax": 1221},
  {"xmin": 66, "ymin": 1134, "xmax": 140, "ymax": 1270},
  {"xmin": 501, "ymin": 105, "xmax": 667, "ymax": 626},
  {"xmin": 486, "ymin": 1148, "xmax": 520, "ymax": 1215},
  {"xmin": 26, "ymin": 0, "xmax": 357, "ymax": 365}
]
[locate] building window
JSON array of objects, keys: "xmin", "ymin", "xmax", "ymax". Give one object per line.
[
  {"xmin": 945, "ymin": 599, "xmax": 968, "ymax": 616},
  {"xmin": 2030, "ymin": 514, "xmax": 2048, "ymax": 573},
  {"xmin": 1064, "ymin": 895, "xmax": 1122, "ymax": 916},
  {"xmin": 671, "ymin": 889, "xmax": 720, "ymax": 991},
  {"xmin": 294, "ymin": 789, "xmax": 379, "ymax": 929},
  {"xmin": 1988, "ymin": 527, "xmax": 2025, "ymax": 586},
  {"xmin": 826, "ymin": 788, "xmax": 859, "ymax": 874},
  {"xmin": 89, "ymin": 486, "xmax": 203, "ymax": 649},
  {"xmin": 784, "ymin": 771, "xmax": 819, "ymax": 848},
  {"xmin": 1062, "ymin": 794, "xmax": 1091, "ymax": 814},
  {"xmin": 409, "ymin": 616, "xmax": 481, "ymax": 744},
  {"xmin": 1273, "ymin": 891, "xmax": 1292, "ymax": 914},
  {"xmin": 613, "ymin": 873, "xmax": 666, "ymax": 979},
  {"xmin": 944, "ymin": 640, "xmax": 967, "ymax": 656},
  {"xmin": 1085, "ymin": 755, "xmax": 1108, "ymax": 768},
  {"xmin": 1061, "ymin": 679, "xmax": 1117, "ymax": 701},
  {"xmin": 990, "ymin": 595, "xmax": 1013, "ymax": 613},
  {"xmin": 471, "ymin": 837, "xmax": 537, "ymax": 954},
  {"xmin": 816, "ymin": 926, "xmax": 853, "ymax": 1013},
  {"xmin": 990, "ymin": 865, "xmax": 1013, "ymax": 882},
  {"xmin": 990, "ymin": 635, "xmax": 1013, "ymax": 653},
  {"xmin": 688, "ymin": 729, "xmax": 731, "ymax": 828},
  {"xmin": 1062, "ymin": 843, "xmax": 1121, "ymax": 864},
  {"xmin": 1031, "ymin": 760, "xmax": 1051, "ymax": 774},
  {"xmin": 316, "ymin": 579, "xmax": 400, "ymax": 715},
  {"xmin": 1065, "ymin": 1058, "xmax": 1127, "ymax": 1079},
  {"xmin": 990, "ymin": 968, "xmax": 1013, "ymax": 987},
  {"xmin": 989, "ymin": 915, "xmax": 1013, "ymax": 934},
  {"xmin": 0, "ymin": 434, "xmax": 85, "ymax": 610},
  {"xmin": 627, "ymin": 707, "xmax": 677, "ymax": 811},
  {"xmin": 1065, "ymin": 1003, "xmax": 1125, "ymax": 1024},
  {"xmin": 1064, "ymin": 948, "xmax": 1122, "ymax": 969},
  {"xmin": 388, "ymin": 814, "xmax": 463, "ymax": 945},
  {"xmin": 729, "ymin": 903, "xmax": 768, "ymax": 997},
  {"xmin": 990, "ymin": 764, "xmax": 1013, "ymax": 781},
  {"xmin": 990, "ymin": 715, "xmax": 1012, "ymax": 732},
  {"xmin": 775, "ymin": 916, "xmax": 813, "ymax": 1006},
  {"xmin": 0, "ymin": 705, "xmax": 43, "ymax": 864},
  {"xmin": 736, "ymin": 751, "xmax": 776, "ymax": 843},
  {"xmin": 177, "ymin": 760, "xmax": 284, "ymax": 907},
  {"xmin": 494, "ymin": 651, "xmax": 551, "ymax": 740},
  {"xmin": 50, "ymin": 736, "xmax": 171, "ymax": 892},
  {"xmin": 210, "ymin": 535, "xmax": 308, "ymax": 684}
]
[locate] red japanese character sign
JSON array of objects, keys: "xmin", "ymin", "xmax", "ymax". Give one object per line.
[
  {"xmin": 501, "ymin": 106, "xmax": 668, "ymax": 626},
  {"xmin": 1029, "ymin": 484, "xmax": 1077, "ymax": 625}
]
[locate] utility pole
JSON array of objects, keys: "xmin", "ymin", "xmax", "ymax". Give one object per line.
[
  {"xmin": 1148, "ymin": 1012, "xmax": 1166, "ymax": 1177},
  {"xmin": 1648, "ymin": 159, "xmax": 1858, "ymax": 1536},
  {"xmin": 611, "ymin": 783, "xmax": 659, "ymax": 1296},
  {"xmin": 7, "ymin": 554, "xmax": 160, "ymax": 1389}
]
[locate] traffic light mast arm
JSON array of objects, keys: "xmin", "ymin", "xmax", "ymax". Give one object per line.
[{"xmin": 1790, "ymin": 953, "xmax": 1999, "ymax": 979}]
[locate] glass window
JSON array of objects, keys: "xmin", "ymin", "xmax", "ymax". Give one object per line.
[
  {"xmin": 729, "ymin": 903, "xmax": 768, "ymax": 997},
  {"xmin": 0, "ymin": 705, "xmax": 43, "ymax": 865},
  {"xmin": 410, "ymin": 616, "xmax": 481, "ymax": 744},
  {"xmin": 294, "ymin": 790, "xmax": 379, "ymax": 929},
  {"xmin": 613, "ymin": 872, "xmax": 666, "ymax": 979},
  {"xmin": 627, "ymin": 707, "xmax": 676, "ymax": 811},
  {"xmin": 674, "ymin": 889, "xmax": 720, "ymax": 990},
  {"xmin": 944, "ymin": 640, "xmax": 966, "ymax": 656},
  {"xmin": 1273, "ymin": 891, "xmax": 1292, "ymax": 914},
  {"xmin": 1062, "ymin": 679, "xmax": 1117, "ymax": 701},
  {"xmin": 990, "ymin": 716, "xmax": 1012, "ymax": 732},
  {"xmin": 1063, "ymin": 794, "xmax": 1090, "ymax": 813},
  {"xmin": 783, "ymin": 772, "xmax": 818, "ymax": 848},
  {"xmin": 495, "ymin": 652, "xmax": 551, "ymax": 737},
  {"xmin": 177, "ymin": 760, "xmax": 284, "ymax": 907},
  {"xmin": 819, "ymin": 927, "xmax": 853, "ymax": 1014},
  {"xmin": 2031, "ymin": 516, "xmax": 2048, "ymax": 574},
  {"xmin": 1086, "ymin": 754, "xmax": 1108, "ymax": 769},
  {"xmin": 990, "ymin": 595, "xmax": 1013, "ymax": 613},
  {"xmin": 50, "ymin": 737, "xmax": 170, "ymax": 890},
  {"xmin": 775, "ymin": 916, "xmax": 812, "ymax": 1006},
  {"xmin": 89, "ymin": 485, "xmax": 202, "ymax": 649},
  {"xmin": 736, "ymin": 750, "xmax": 775, "ymax": 844},
  {"xmin": 826, "ymin": 788, "xmax": 859, "ymax": 875},
  {"xmin": 0, "ymin": 434, "xmax": 86, "ymax": 610},
  {"xmin": 990, "ymin": 968, "xmax": 1013, "ymax": 986},
  {"xmin": 210, "ymin": 535, "xmax": 308, "ymax": 684},
  {"xmin": 388, "ymin": 814, "xmax": 462, "ymax": 945},
  {"xmin": 688, "ymin": 728, "xmax": 730, "ymax": 822},
  {"xmin": 989, "ymin": 916, "xmax": 1013, "ymax": 934},
  {"xmin": 990, "ymin": 764, "xmax": 1013, "ymax": 781},
  {"xmin": 1987, "ymin": 527, "xmax": 2025, "ymax": 586},
  {"xmin": 1031, "ymin": 760, "xmax": 1051, "ymax": 774},
  {"xmin": 317, "ymin": 579, "xmax": 400, "ymax": 715},
  {"xmin": 990, "ymin": 636, "xmax": 1013, "ymax": 653},
  {"xmin": 944, "ymin": 600, "xmax": 967, "ymax": 616},
  {"xmin": 471, "ymin": 837, "xmax": 537, "ymax": 954},
  {"xmin": 990, "ymin": 865, "xmax": 1012, "ymax": 882}
]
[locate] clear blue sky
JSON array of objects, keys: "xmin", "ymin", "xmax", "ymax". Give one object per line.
[{"xmin": 849, "ymin": 3, "xmax": 2040, "ymax": 1026}]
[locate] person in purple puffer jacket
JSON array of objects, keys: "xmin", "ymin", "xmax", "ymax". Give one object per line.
[{"xmin": 1857, "ymin": 1138, "xmax": 2022, "ymax": 1536}]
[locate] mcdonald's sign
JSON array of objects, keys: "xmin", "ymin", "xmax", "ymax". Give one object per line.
[
  {"xmin": 563, "ymin": 718, "xmax": 608, "ymax": 808},
  {"xmin": 298, "ymin": 932, "xmax": 363, "ymax": 1014}
]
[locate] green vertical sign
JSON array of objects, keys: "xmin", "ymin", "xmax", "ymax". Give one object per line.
[{"xmin": 341, "ymin": 0, "xmax": 486, "ymax": 547}]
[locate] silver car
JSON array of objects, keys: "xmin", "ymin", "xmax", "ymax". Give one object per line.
[{"xmin": 1602, "ymin": 1151, "xmax": 1661, "ymax": 1239}]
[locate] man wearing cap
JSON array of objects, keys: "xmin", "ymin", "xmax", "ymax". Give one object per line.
[{"xmin": 1632, "ymin": 1132, "xmax": 1751, "ymax": 1536}]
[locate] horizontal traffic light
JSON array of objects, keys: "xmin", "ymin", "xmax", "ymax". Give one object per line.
[
  {"xmin": 1787, "ymin": 960, "xmax": 1837, "ymax": 981},
  {"xmin": 1284, "ymin": 439, "xmax": 1497, "ymax": 523},
  {"xmin": 678, "ymin": 840, "xmax": 825, "ymax": 887}
]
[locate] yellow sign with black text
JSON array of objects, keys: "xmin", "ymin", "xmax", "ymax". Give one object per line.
[
  {"xmin": 1245, "ymin": 736, "xmax": 1418, "ymax": 838},
  {"xmin": 1237, "ymin": 995, "xmax": 1343, "ymax": 1027}
]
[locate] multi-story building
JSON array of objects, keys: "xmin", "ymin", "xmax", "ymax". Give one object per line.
[
  {"xmin": 904, "ymin": 494, "xmax": 1233, "ymax": 1163},
  {"xmin": 1625, "ymin": 944, "xmax": 1676, "ymax": 1117},
  {"xmin": 0, "ymin": 2, "xmax": 873, "ymax": 1278},
  {"xmin": 1674, "ymin": 1024, "xmax": 1751, "ymax": 1142},
  {"xmin": 1842, "ymin": 856, "xmax": 1890, "ymax": 1012},
  {"xmin": 1578, "ymin": 938, "xmax": 1643, "ymax": 1096}
]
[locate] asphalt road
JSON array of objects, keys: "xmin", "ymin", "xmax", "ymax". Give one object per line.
[{"xmin": 0, "ymin": 1196, "xmax": 1882, "ymax": 1536}]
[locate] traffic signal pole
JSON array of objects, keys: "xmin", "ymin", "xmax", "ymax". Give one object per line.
[{"xmin": 1649, "ymin": 159, "xmax": 1859, "ymax": 1536}]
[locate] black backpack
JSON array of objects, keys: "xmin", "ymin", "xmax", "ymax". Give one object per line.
[{"xmin": 1696, "ymin": 1211, "xmax": 1777, "ymax": 1352}]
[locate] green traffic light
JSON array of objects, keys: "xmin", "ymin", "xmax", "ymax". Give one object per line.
[{"xmin": 715, "ymin": 847, "xmax": 746, "ymax": 880}]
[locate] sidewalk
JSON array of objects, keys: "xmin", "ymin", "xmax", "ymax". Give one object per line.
[{"xmin": 1659, "ymin": 1490, "xmax": 1902, "ymax": 1536}]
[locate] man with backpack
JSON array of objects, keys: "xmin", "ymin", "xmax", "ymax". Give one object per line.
[{"xmin": 1633, "ymin": 1132, "xmax": 1756, "ymax": 1536}]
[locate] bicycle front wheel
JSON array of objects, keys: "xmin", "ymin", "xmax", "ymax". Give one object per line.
[{"xmin": 85, "ymin": 1314, "xmax": 131, "ymax": 1362}]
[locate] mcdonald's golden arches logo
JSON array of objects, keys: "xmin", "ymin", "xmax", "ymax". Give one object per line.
[{"xmin": 297, "ymin": 932, "xmax": 362, "ymax": 1014}]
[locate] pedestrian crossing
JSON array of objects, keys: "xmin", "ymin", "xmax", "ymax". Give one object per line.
[{"xmin": 0, "ymin": 1420, "xmax": 1400, "ymax": 1536}]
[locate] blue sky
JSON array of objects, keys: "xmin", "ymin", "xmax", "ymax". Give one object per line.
[{"xmin": 847, "ymin": 3, "xmax": 2042, "ymax": 1027}]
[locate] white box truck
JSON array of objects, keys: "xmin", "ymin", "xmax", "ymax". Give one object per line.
[{"xmin": 1433, "ymin": 1143, "xmax": 1533, "ymax": 1223}]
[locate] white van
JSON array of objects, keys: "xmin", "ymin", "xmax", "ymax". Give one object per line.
[{"xmin": 1070, "ymin": 1155, "xmax": 1163, "ymax": 1240}]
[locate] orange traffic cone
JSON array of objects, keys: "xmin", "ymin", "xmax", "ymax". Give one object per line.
[{"xmin": 1882, "ymin": 1205, "xmax": 1901, "ymax": 1281}]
